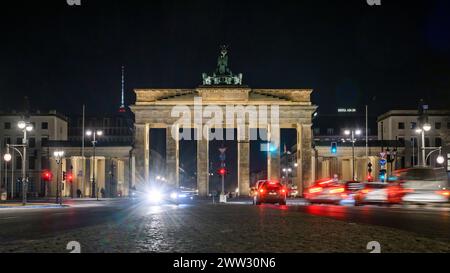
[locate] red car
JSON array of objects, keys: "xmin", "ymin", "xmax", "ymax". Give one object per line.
[
  {"xmin": 354, "ymin": 182, "xmax": 404, "ymax": 206},
  {"xmin": 304, "ymin": 179, "xmax": 363, "ymax": 205},
  {"xmin": 254, "ymin": 181, "xmax": 287, "ymax": 205}
]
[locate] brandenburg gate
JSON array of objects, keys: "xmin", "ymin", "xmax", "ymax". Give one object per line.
[{"xmin": 130, "ymin": 47, "xmax": 316, "ymax": 196}]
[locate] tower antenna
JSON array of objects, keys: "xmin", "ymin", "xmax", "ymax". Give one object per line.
[{"xmin": 119, "ymin": 65, "xmax": 126, "ymax": 113}]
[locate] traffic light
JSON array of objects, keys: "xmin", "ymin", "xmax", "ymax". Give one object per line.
[
  {"xmin": 67, "ymin": 172, "xmax": 73, "ymax": 183},
  {"xmin": 379, "ymin": 169, "xmax": 387, "ymax": 182},
  {"xmin": 367, "ymin": 162, "xmax": 373, "ymax": 182},
  {"xmin": 41, "ymin": 170, "xmax": 53, "ymax": 182},
  {"xmin": 218, "ymin": 168, "xmax": 227, "ymax": 176},
  {"xmin": 331, "ymin": 142, "xmax": 337, "ymax": 154},
  {"xmin": 62, "ymin": 171, "xmax": 66, "ymax": 181}
]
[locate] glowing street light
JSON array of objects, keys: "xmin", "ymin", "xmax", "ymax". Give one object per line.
[
  {"xmin": 437, "ymin": 155, "xmax": 445, "ymax": 165},
  {"xmin": 343, "ymin": 129, "xmax": 361, "ymax": 181},
  {"xmin": 86, "ymin": 129, "xmax": 103, "ymax": 199},
  {"xmin": 17, "ymin": 121, "xmax": 26, "ymax": 129},
  {"xmin": 3, "ymin": 153, "xmax": 12, "ymax": 162}
]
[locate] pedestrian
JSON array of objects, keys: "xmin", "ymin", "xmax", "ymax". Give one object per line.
[
  {"xmin": 100, "ymin": 188, "xmax": 105, "ymax": 198},
  {"xmin": 76, "ymin": 189, "xmax": 82, "ymax": 198}
]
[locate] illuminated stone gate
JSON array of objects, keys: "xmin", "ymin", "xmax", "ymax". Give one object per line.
[{"xmin": 130, "ymin": 47, "xmax": 316, "ymax": 196}]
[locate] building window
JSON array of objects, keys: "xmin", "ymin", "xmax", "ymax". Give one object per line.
[
  {"xmin": 41, "ymin": 136, "xmax": 48, "ymax": 145},
  {"xmin": 41, "ymin": 122, "xmax": 48, "ymax": 130},
  {"xmin": 398, "ymin": 122, "xmax": 405, "ymax": 129},
  {"xmin": 16, "ymin": 137, "xmax": 22, "ymax": 145},
  {"xmin": 313, "ymin": 128, "xmax": 320, "ymax": 135},
  {"xmin": 435, "ymin": 137, "xmax": 442, "ymax": 147},
  {"xmin": 410, "ymin": 137, "xmax": 418, "ymax": 148},
  {"xmin": 435, "ymin": 122, "xmax": 441, "ymax": 130},
  {"xmin": 3, "ymin": 137, "xmax": 11, "ymax": 146},
  {"xmin": 16, "ymin": 157, "xmax": 22, "ymax": 170},
  {"xmin": 327, "ymin": 128, "xmax": 334, "ymax": 135},
  {"xmin": 410, "ymin": 122, "xmax": 417, "ymax": 130},
  {"xmin": 4, "ymin": 122, "xmax": 11, "ymax": 129},
  {"xmin": 398, "ymin": 137, "xmax": 405, "ymax": 144},
  {"xmin": 29, "ymin": 157, "xmax": 35, "ymax": 170},
  {"xmin": 29, "ymin": 138, "xmax": 36, "ymax": 148}
]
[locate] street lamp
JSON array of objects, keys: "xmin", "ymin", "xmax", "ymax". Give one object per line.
[
  {"xmin": 53, "ymin": 150, "xmax": 65, "ymax": 205},
  {"xmin": 344, "ymin": 129, "xmax": 361, "ymax": 181},
  {"xmin": 415, "ymin": 123, "xmax": 431, "ymax": 166},
  {"xmin": 86, "ymin": 130, "xmax": 103, "ymax": 200},
  {"xmin": 437, "ymin": 155, "xmax": 445, "ymax": 165},
  {"xmin": 3, "ymin": 153, "xmax": 12, "ymax": 162},
  {"xmin": 4, "ymin": 120, "xmax": 34, "ymax": 205}
]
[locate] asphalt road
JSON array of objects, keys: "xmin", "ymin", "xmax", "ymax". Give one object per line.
[{"xmin": 0, "ymin": 199, "xmax": 449, "ymax": 252}]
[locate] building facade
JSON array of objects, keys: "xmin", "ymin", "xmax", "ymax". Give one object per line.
[
  {"xmin": 0, "ymin": 110, "xmax": 68, "ymax": 198},
  {"xmin": 377, "ymin": 110, "xmax": 450, "ymax": 169}
]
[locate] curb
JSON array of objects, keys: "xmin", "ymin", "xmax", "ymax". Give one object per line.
[{"xmin": 0, "ymin": 205, "xmax": 69, "ymax": 209}]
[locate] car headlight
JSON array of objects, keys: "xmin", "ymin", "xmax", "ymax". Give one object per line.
[
  {"xmin": 147, "ymin": 190, "xmax": 163, "ymax": 202},
  {"xmin": 170, "ymin": 192, "xmax": 178, "ymax": 199}
]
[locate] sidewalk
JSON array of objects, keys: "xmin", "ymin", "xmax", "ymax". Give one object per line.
[{"xmin": 0, "ymin": 202, "xmax": 68, "ymax": 209}]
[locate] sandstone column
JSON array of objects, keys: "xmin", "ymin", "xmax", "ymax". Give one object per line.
[
  {"xmin": 296, "ymin": 123, "xmax": 313, "ymax": 195},
  {"xmin": 237, "ymin": 124, "xmax": 250, "ymax": 196},
  {"xmin": 197, "ymin": 128, "xmax": 209, "ymax": 197},
  {"xmin": 267, "ymin": 124, "xmax": 280, "ymax": 180},
  {"xmin": 134, "ymin": 123, "xmax": 150, "ymax": 187},
  {"xmin": 166, "ymin": 124, "xmax": 180, "ymax": 188}
]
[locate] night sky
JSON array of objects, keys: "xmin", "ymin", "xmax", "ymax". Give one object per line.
[
  {"xmin": 1, "ymin": 0, "xmax": 450, "ymax": 189},
  {"xmin": 1, "ymin": 0, "xmax": 450, "ymax": 115}
]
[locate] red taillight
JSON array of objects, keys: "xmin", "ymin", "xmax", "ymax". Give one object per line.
[
  {"xmin": 309, "ymin": 187, "xmax": 322, "ymax": 194},
  {"xmin": 259, "ymin": 189, "xmax": 265, "ymax": 194},
  {"xmin": 281, "ymin": 188, "xmax": 286, "ymax": 194},
  {"xmin": 361, "ymin": 189, "xmax": 371, "ymax": 194},
  {"xmin": 330, "ymin": 187, "xmax": 345, "ymax": 194},
  {"xmin": 436, "ymin": 190, "xmax": 450, "ymax": 196}
]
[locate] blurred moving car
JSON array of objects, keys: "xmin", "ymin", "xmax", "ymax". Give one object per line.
[
  {"xmin": 354, "ymin": 181, "xmax": 405, "ymax": 206},
  {"xmin": 304, "ymin": 179, "xmax": 363, "ymax": 205},
  {"xmin": 254, "ymin": 181, "xmax": 287, "ymax": 205},
  {"xmin": 354, "ymin": 182, "xmax": 389, "ymax": 205},
  {"xmin": 393, "ymin": 167, "xmax": 450, "ymax": 204},
  {"xmin": 132, "ymin": 184, "xmax": 197, "ymax": 205}
]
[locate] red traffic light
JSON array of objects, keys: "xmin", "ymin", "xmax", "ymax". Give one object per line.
[
  {"xmin": 67, "ymin": 172, "xmax": 73, "ymax": 182},
  {"xmin": 41, "ymin": 170, "xmax": 53, "ymax": 181},
  {"xmin": 218, "ymin": 168, "xmax": 227, "ymax": 176}
]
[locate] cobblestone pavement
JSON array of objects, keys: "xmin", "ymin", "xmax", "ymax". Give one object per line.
[{"xmin": 1, "ymin": 200, "xmax": 450, "ymax": 253}]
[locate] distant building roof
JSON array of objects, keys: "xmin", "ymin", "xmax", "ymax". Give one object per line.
[
  {"xmin": 0, "ymin": 110, "xmax": 68, "ymax": 121},
  {"xmin": 377, "ymin": 110, "xmax": 450, "ymax": 122}
]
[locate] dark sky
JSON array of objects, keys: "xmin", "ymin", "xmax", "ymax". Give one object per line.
[{"xmin": 1, "ymin": 0, "xmax": 450, "ymax": 116}]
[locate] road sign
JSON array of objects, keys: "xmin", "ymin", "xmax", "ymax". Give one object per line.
[
  {"xmin": 380, "ymin": 152, "xmax": 386, "ymax": 159},
  {"xmin": 379, "ymin": 159, "xmax": 387, "ymax": 166}
]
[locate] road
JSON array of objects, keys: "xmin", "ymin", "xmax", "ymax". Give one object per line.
[{"xmin": 0, "ymin": 199, "xmax": 449, "ymax": 253}]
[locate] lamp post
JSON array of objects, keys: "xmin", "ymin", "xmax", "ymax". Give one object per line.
[
  {"xmin": 53, "ymin": 150, "xmax": 64, "ymax": 205},
  {"xmin": 415, "ymin": 123, "xmax": 431, "ymax": 166},
  {"xmin": 86, "ymin": 130, "xmax": 103, "ymax": 200},
  {"xmin": 3, "ymin": 120, "xmax": 33, "ymax": 205},
  {"xmin": 344, "ymin": 129, "xmax": 362, "ymax": 181}
]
